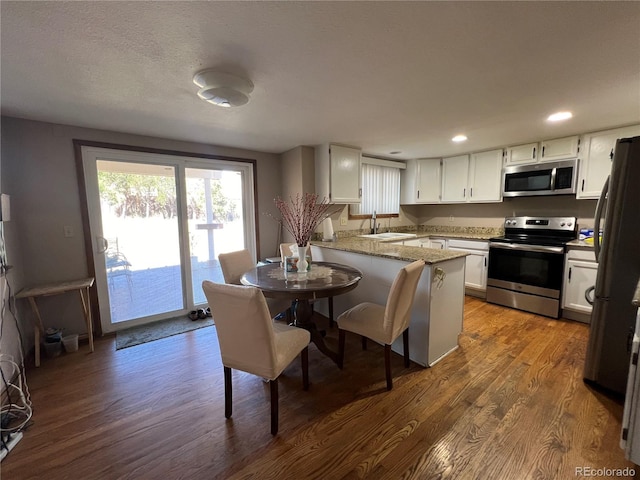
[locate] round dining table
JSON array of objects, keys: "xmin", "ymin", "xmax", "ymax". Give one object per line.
[{"xmin": 241, "ymin": 261, "xmax": 363, "ymax": 364}]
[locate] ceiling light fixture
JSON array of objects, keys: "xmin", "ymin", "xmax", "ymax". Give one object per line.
[
  {"xmin": 452, "ymin": 134, "xmax": 467, "ymax": 143},
  {"xmin": 193, "ymin": 69, "xmax": 254, "ymax": 108},
  {"xmin": 547, "ymin": 111, "xmax": 573, "ymax": 122}
]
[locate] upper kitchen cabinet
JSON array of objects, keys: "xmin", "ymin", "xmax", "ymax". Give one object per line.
[
  {"xmin": 539, "ymin": 136, "xmax": 580, "ymax": 162},
  {"xmin": 441, "ymin": 155, "xmax": 469, "ymax": 203},
  {"xmin": 468, "ymin": 149, "xmax": 503, "ymax": 202},
  {"xmin": 505, "ymin": 136, "xmax": 579, "ymax": 166},
  {"xmin": 505, "ymin": 142, "xmax": 539, "ymax": 165},
  {"xmin": 315, "ymin": 144, "xmax": 361, "ymax": 203},
  {"xmin": 401, "ymin": 158, "xmax": 441, "ymax": 204},
  {"xmin": 577, "ymin": 125, "xmax": 640, "ymax": 199}
]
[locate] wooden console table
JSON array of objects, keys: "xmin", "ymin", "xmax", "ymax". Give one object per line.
[{"xmin": 16, "ymin": 277, "xmax": 95, "ymax": 366}]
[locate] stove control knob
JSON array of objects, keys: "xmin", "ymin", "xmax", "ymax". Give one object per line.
[
  {"xmin": 560, "ymin": 222, "xmax": 566, "ymax": 227},
  {"xmin": 567, "ymin": 222, "xmax": 573, "ymax": 227}
]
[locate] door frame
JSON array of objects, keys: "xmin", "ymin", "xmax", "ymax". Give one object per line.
[{"xmin": 73, "ymin": 140, "xmax": 259, "ymax": 335}]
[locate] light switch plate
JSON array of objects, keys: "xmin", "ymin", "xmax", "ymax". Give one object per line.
[{"xmin": 63, "ymin": 225, "xmax": 74, "ymax": 237}]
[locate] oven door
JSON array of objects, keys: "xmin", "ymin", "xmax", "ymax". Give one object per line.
[{"xmin": 487, "ymin": 242, "xmax": 565, "ymax": 298}]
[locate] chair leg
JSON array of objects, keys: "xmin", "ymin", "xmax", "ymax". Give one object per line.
[
  {"xmin": 328, "ymin": 297, "xmax": 334, "ymax": 328},
  {"xmin": 384, "ymin": 344, "xmax": 393, "ymax": 390},
  {"xmin": 224, "ymin": 366, "xmax": 232, "ymax": 419},
  {"xmin": 403, "ymin": 329, "xmax": 410, "ymax": 368},
  {"xmin": 270, "ymin": 378, "xmax": 279, "ymax": 435},
  {"xmin": 362, "ymin": 336, "xmax": 367, "ymax": 350},
  {"xmin": 301, "ymin": 347, "xmax": 309, "ymax": 390},
  {"xmin": 338, "ymin": 329, "xmax": 346, "ymax": 369}
]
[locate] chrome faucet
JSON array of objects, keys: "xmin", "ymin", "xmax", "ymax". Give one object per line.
[{"xmin": 372, "ymin": 211, "xmax": 378, "ymax": 234}]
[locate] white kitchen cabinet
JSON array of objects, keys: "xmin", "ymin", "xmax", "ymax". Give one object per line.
[
  {"xmin": 447, "ymin": 239, "xmax": 489, "ymax": 296},
  {"xmin": 315, "ymin": 143, "xmax": 361, "ymax": 203},
  {"xmin": 311, "ymin": 246, "xmax": 465, "ymax": 367},
  {"xmin": 468, "ymin": 149, "xmax": 503, "ymax": 202},
  {"xmin": 577, "ymin": 125, "xmax": 640, "ymax": 199},
  {"xmin": 428, "ymin": 238, "xmax": 447, "ymax": 250},
  {"xmin": 441, "ymin": 155, "xmax": 469, "ymax": 203},
  {"xmin": 400, "ymin": 158, "xmax": 441, "ymax": 204},
  {"xmin": 539, "ymin": 136, "xmax": 580, "ymax": 162},
  {"xmin": 505, "ymin": 142, "xmax": 539, "ymax": 165},
  {"xmin": 562, "ymin": 248, "xmax": 598, "ymax": 322}
]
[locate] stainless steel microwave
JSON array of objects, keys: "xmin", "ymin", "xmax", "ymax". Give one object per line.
[{"xmin": 503, "ymin": 158, "xmax": 579, "ymax": 197}]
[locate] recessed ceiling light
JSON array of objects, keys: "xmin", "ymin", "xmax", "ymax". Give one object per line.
[
  {"xmin": 547, "ymin": 111, "xmax": 573, "ymax": 122},
  {"xmin": 452, "ymin": 135, "xmax": 467, "ymax": 143}
]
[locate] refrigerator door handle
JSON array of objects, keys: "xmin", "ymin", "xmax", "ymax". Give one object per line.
[
  {"xmin": 593, "ymin": 175, "xmax": 609, "ymax": 262},
  {"xmin": 585, "ymin": 286, "xmax": 595, "ymax": 306}
]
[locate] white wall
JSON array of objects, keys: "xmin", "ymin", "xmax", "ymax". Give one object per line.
[{"xmin": 0, "ymin": 116, "xmax": 282, "ymax": 355}]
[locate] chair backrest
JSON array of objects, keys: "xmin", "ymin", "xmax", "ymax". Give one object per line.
[
  {"xmin": 384, "ymin": 260, "xmax": 425, "ymax": 339},
  {"xmin": 279, "ymin": 243, "xmax": 312, "ymax": 264},
  {"xmin": 202, "ymin": 280, "xmax": 279, "ymax": 379},
  {"xmin": 218, "ymin": 249, "xmax": 255, "ymax": 285}
]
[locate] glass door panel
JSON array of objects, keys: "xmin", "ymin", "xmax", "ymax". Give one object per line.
[
  {"xmin": 186, "ymin": 168, "xmax": 246, "ymax": 305},
  {"xmin": 97, "ymin": 160, "xmax": 184, "ymax": 323}
]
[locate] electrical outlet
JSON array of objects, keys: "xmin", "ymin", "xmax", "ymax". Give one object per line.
[
  {"xmin": 340, "ymin": 217, "xmax": 347, "ymax": 226},
  {"xmin": 449, "ymin": 215, "xmax": 454, "ymax": 222},
  {"xmin": 63, "ymin": 225, "xmax": 74, "ymax": 237}
]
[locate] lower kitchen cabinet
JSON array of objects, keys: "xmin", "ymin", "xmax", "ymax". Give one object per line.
[
  {"xmin": 447, "ymin": 239, "xmax": 489, "ymax": 297},
  {"xmin": 562, "ymin": 248, "xmax": 598, "ymax": 322}
]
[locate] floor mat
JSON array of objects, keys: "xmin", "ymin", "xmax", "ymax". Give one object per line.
[{"xmin": 115, "ymin": 316, "xmax": 214, "ymax": 350}]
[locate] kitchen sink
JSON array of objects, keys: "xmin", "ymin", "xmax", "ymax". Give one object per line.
[{"xmin": 358, "ymin": 232, "xmax": 418, "ymax": 240}]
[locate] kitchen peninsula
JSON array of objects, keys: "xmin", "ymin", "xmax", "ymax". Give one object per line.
[{"xmin": 311, "ymin": 236, "xmax": 467, "ymax": 367}]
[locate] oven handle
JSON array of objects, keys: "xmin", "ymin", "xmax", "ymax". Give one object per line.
[{"xmin": 489, "ymin": 242, "xmax": 565, "ymax": 254}]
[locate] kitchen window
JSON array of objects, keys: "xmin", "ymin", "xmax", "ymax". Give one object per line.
[{"xmin": 349, "ymin": 157, "xmax": 404, "ymax": 218}]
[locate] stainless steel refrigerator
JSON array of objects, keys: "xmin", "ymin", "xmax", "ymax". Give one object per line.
[{"xmin": 584, "ymin": 135, "xmax": 640, "ymax": 395}]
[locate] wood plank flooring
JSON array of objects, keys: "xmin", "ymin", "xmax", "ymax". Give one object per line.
[{"xmin": 2, "ymin": 297, "xmax": 636, "ymax": 479}]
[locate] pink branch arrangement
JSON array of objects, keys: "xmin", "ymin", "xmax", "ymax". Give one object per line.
[{"xmin": 273, "ymin": 193, "xmax": 334, "ymax": 247}]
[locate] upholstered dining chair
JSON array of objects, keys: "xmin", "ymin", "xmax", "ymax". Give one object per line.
[
  {"xmin": 279, "ymin": 243, "xmax": 335, "ymax": 327},
  {"xmin": 202, "ymin": 280, "xmax": 310, "ymax": 435},
  {"xmin": 218, "ymin": 249, "xmax": 291, "ymax": 319},
  {"xmin": 337, "ymin": 259, "xmax": 425, "ymax": 390}
]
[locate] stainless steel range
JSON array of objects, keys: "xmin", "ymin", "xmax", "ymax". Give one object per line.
[{"xmin": 486, "ymin": 216, "xmax": 578, "ymax": 318}]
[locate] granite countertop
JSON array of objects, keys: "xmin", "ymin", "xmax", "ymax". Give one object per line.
[
  {"xmin": 311, "ymin": 237, "xmax": 468, "ymax": 265},
  {"xmin": 633, "ymin": 278, "xmax": 640, "ymax": 308}
]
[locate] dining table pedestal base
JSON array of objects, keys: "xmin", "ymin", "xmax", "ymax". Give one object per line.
[{"xmin": 293, "ymin": 299, "xmax": 339, "ymax": 365}]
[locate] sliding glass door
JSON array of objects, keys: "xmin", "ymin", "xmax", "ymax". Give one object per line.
[{"xmin": 82, "ymin": 146, "xmax": 255, "ymax": 333}]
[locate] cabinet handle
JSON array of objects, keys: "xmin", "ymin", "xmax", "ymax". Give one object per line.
[
  {"xmin": 581, "ymin": 179, "xmax": 585, "ymax": 191},
  {"xmin": 417, "ymin": 190, "xmax": 420, "ymax": 199},
  {"xmin": 470, "ymin": 187, "xmax": 473, "ymax": 198},
  {"xmin": 463, "ymin": 188, "xmax": 466, "ymax": 198},
  {"xmin": 484, "ymin": 257, "xmax": 487, "ymax": 267},
  {"xmin": 542, "ymin": 146, "xmax": 546, "ymax": 157},
  {"xmin": 532, "ymin": 147, "xmax": 536, "ymax": 159},
  {"xmin": 610, "ymin": 149, "xmax": 614, "ymax": 160},
  {"xmin": 358, "ymin": 188, "xmax": 362, "ymax": 198},
  {"xmin": 568, "ymin": 267, "xmax": 572, "ymax": 281}
]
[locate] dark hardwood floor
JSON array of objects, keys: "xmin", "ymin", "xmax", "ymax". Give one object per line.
[{"xmin": 3, "ymin": 297, "xmax": 635, "ymax": 479}]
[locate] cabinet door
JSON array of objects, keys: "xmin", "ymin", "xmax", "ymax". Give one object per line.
[
  {"xmin": 562, "ymin": 259, "xmax": 598, "ymax": 315},
  {"xmin": 505, "ymin": 142, "xmax": 539, "ymax": 165},
  {"xmin": 429, "ymin": 239, "xmax": 446, "ymax": 250},
  {"xmin": 577, "ymin": 125, "xmax": 640, "ymax": 199},
  {"xmin": 449, "ymin": 248, "xmax": 488, "ymax": 290},
  {"xmin": 329, "ymin": 144, "xmax": 361, "ymax": 203},
  {"xmin": 468, "ymin": 149, "xmax": 503, "ymax": 202},
  {"xmin": 540, "ymin": 136, "xmax": 579, "ymax": 162},
  {"xmin": 441, "ymin": 155, "xmax": 469, "ymax": 203},
  {"xmin": 416, "ymin": 158, "xmax": 442, "ymax": 203}
]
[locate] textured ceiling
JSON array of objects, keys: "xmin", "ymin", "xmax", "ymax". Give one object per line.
[{"xmin": 1, "ymin": 1, "xmax": 639, "ymax": 159}]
